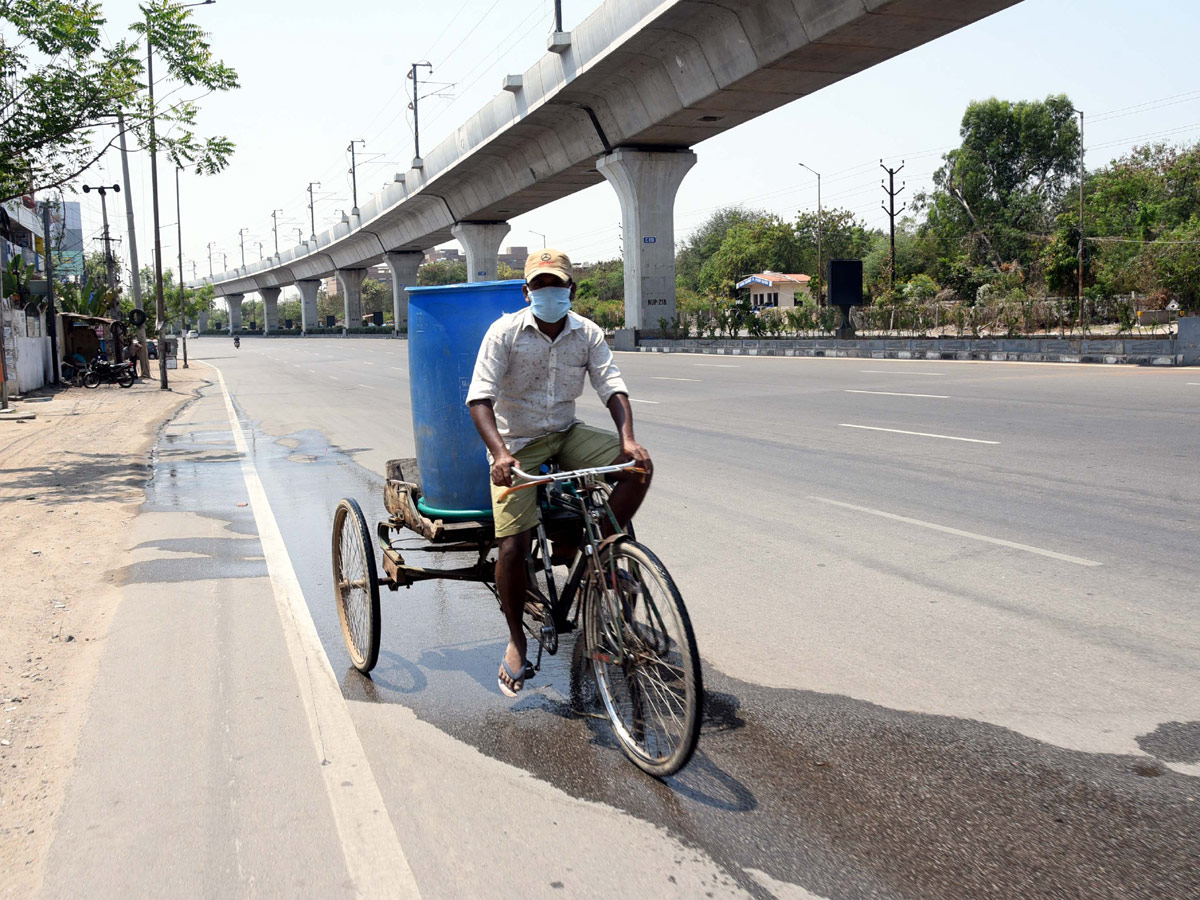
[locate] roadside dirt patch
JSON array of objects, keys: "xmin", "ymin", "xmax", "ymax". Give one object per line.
[{"xmin": 0, "ymin": 369, "xmax": 207, "ymax": 898}]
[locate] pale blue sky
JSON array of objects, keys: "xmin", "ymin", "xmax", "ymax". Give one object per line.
[{"xmin": 75, "ymin": 0, "xmax": 1200, "ymax": 282}]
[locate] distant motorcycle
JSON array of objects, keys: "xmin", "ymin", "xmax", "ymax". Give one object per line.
[
  {"xmin": 83, "ymin": 358, "xmax": 135, "ymax": 389},
  {"xmin": 233, "ymin": 336, "xmax": 241, "ymax": 349}
]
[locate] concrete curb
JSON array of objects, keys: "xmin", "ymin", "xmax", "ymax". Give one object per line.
[{"xmin": 634, "ymin": 336, "xmax": 1190, "ymax": 367}]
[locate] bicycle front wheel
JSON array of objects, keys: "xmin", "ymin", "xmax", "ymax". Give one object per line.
[
  {"xmin": 331, "ymin": 498, "xmax": 381, "ymax": 673},
  {"xmin": 584, "ymin": 539, "xmax": 702, "ymax": 777}
]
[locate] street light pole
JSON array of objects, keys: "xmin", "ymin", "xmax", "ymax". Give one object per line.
[
  {"xmin": 271, "ymin": 208, "xmax": 282, "ymax": 257},
  {"xmin": 176, "ymin": 163, "xmax": 188, "ymax": 369},
  {"xmin": 530, "ymin": 230, "xmax": 546, "ymax": 248},
  {"xmin": 1073, "ymin": 106, "xmax": 1085, "ymax": 329},
  {"xmin": 207, "ymin": 241, "xmax": 215, "ymax": 279},
  {"xmin": 347, "ymin": 140, "xmax": 365, "ymax": 215},
  {"xmin": 238, "ymin": 227, "xmax": 247, "ymax": 267},
  {"xmin": 798, "ymin": 162, "xmax": 822, "ymax": 304}
]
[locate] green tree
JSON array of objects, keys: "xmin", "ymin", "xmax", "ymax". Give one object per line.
[
  {"xmin": 698, "ymin": 216, "xmax": 805, "ymax": 297},
  {"xmin": 1, "ymin": 0, "xmax": 238, "ymax": 203},
  {"xmin": 574, "ymin": 258, "xmax": 623, "ymax": 318},
  {"xmin": 918, "ymin": 95, "xmax": 1080, "ymax": 280},
  {"xmin": 418, "ymin": 259, "xmax": 467, "ymax": 285},
  {"xmin": 361, "ymin": 277, "xmax": 389, "ymax": 316},
  {"xmin": 675, "ymin": 206, "xmax": 770, "ymax": 293}
]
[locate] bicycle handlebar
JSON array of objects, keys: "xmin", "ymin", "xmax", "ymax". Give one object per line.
[{"xmin": 498, "ymin": 460, "xmax": 645, "ymax": 500}]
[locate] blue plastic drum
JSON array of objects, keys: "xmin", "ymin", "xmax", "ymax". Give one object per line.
[{"xmin": 406, "ymin": 279, "xmax": 527, "ymax": 514}]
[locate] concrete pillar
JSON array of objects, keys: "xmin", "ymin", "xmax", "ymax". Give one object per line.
[
  {"xmin": 384, "ymin": 251, "xmax": 423, "ymax": 334},
  {"xmin": 226, "ymin": 293, "xmax": 244, "ymax": 332},
  {"xmin": 260, "ymin": 287, "xmax": 281, "ymax": 334},
  {"xmin": 451, "ymin": 221, "xmax": 510, "ymax": 282},
  {"xmin": 198, "ymin": 308, "xmax": 209, "ymax": 332},
  {"xmin": 597, "ymin": 148, "xmax": 696, "ymax": 331},
  {"xmin": 296, "ymin": 280, "xmax": 320, "ymax": 333},
  {"xmin": 336, "ymin": 268, "xmax": 365, "ymax": 331}
]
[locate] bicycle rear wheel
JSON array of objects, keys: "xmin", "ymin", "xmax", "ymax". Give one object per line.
[
  {"xmin": 331, "ymin": 498, "xmax": 381, "ymax": 673},
  {"xmin": 584, "ymin": 539, "xmax": 702, "ymax": 777}
]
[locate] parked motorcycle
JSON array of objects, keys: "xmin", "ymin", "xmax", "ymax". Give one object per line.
[{"xmin": 83, "ymin": 358, "xmax": 135, "ymax": 389}]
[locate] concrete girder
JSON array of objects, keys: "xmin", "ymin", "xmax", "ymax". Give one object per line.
[
  {"xmin": 336, "ymin": 269, "xmax": 366, "ymax": 330},
  {"xmin": 597, "ymin": 148, "xmax": 696, "ymax": 331},
  {"xmin": 296, "ymin": 280, "xmax": 320, "ymax": 333},
  {"xmin": 260, "ymin": 287, "xmax": 281, "ymax": 333},
  {"xmin": 226, "ymin": 293, "xmax": 244, "ymax": 332},
  {"xmin": 451, "ymin": 222, "xmax": 511, "ymax": 282},
  {"xmin": 384, "ymin": 251, "xmax": 423, "ymax": 334}
]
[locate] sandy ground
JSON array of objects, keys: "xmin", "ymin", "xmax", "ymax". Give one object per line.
[{"xmin": 0, "ymin": 367, "xmax": 207, "ymax": 899}]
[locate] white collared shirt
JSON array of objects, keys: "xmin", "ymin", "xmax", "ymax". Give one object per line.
[{"xmin": 466, "ymin": 308, "xmax": 628, "ymax": 452}]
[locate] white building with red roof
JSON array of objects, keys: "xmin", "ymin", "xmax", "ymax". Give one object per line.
[{"xmin": 735, "ymin": 271, "xmax": 812, "ymax": 308}]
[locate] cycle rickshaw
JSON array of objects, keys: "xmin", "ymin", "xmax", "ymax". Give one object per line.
[{"xmin": 331, "ymin": 456, "xmax": 703, "ymax": 777}]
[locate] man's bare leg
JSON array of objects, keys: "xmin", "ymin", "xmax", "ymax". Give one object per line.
[
  {"xmin": 605, "ymin": 462, "xmax": 652, "ymax": 532},
  {"xmin": 496, "ymin": 530, "xmax": 531, "ymax": 691}
]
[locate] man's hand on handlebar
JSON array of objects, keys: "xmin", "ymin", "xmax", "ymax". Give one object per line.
[
  {"xmin": 620, "ymin": 439, "xmax": 652, "ymax": 480},
  {"xmin": 490, "ymin": 451, "xmax": 517, "ymax": 487}
]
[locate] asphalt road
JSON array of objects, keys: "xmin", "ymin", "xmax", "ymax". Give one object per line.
[{"xmin": 157, "ymin": 337, "xmax": 1200, "ymax": 898}]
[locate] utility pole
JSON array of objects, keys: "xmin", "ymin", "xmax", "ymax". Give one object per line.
[
  {"xmin": 146, "ymin": 8, "xmax": 168, "ymax": 389},
  {"xmin": 238, "ymin": 227, "xmax": 247, "ymax": 267},
  {"xmin": 798, "ymin": 162, "xmax": 822, "ymax": 304},
  {"xmin": 256, "ymin": 241, "xmax": 263, "ymax": 261},
  {"xmin": 81, "ymin": 184, "xmax": 119, "ymax": 291},
  {"xmin": 223, "ymin": 251, "xmax": 228, "ymax": 271},
  {"xmin": 207, "ymin": 241, "xmax": 215, "ymax": 279},
  {"xmin": 408, "ymin": 62, "xmax": 433, "ymax": 168},
  {"xmin": 271, "ymin": 208, "xmax": 283, "ymax": 257},
  {"xmin": 348, "ymin": 140, "xmax": 365, "ymax": 215},
  {"xmin": 117, "ymin": 111, "xmax": 150, "ymax": 380},
  {"xmin": 880, "ymin": 160, "xmax": 906, "ymax": 295},
  {"xmin": 554, "ymin": 0, "xmax": 563, "ymax": 32},
  {"xmin": 307, "ymin": 182, "xmax": 320, "ymax": 240},
  {"xmin": 82, "ymin": 183, "xmax": 122, "ymax": 361},
  {"xmin": 42, "ymin": 202, "xmax": 59, "ymax": 384},
  {"xmin": 295, "ymin": 227, "xmax": 304, "ymax": 245},
  {"xmin": 176, "ymin": 163, "xmax": 188, "ymax": 369}
]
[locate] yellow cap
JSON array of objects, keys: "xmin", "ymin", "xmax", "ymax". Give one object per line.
[{"xmin": 524, "ymin": 248, "xmax": 572, "ymax": 284}]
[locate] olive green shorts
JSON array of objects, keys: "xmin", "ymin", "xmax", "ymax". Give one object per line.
[{"xmin": 492, "ymin": 424, "xmax": 621, "ymax": 538}]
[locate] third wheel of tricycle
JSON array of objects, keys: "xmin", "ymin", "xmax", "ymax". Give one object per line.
[{"xmin": 331, "ymin": 497, "xmax": 381, "ymax": 673}]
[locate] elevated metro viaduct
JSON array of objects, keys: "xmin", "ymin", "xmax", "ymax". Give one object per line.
[{"xmin": 195, "ymin": 0, "xmax": 1021, "ymax": 335}]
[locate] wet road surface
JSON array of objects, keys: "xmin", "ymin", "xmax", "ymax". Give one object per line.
[{"xmin": 174, "ymin": 340, "xmax": 1200, "ymax": 898}]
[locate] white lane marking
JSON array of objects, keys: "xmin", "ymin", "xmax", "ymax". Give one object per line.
[
  {"xmin": 840, "ymin": 424, "xmax": 998, "ymax": 444},
  {"xmin": 329, "ymin": 375, "xmax": 340, "ymax": 380},
  {"xmin": 630, "ymin": 398, "xmax": 659, "ymax": 404},
  {"xmin": 650, "ymin": 376, "xmax": 701, "ymax": 382},
  {"xmin": 809, "ymin": 495, "xmax": 1102, "ymax": 567},
  {"xmin": 861, "ymin": 370, "xmax": 949, "ymax": 376},
  {"xmin": 1188, "ymin": 383, "xmax": 1200, "ymax": 386},
  {"xmin": 363, "ymin": 362, "xmax": 374, "ymax": 366},
  {"xmin": 201, "ymin": 361, "xmax": 421, "ymax": 899},
  {"xmin": 390, "ymin": 367, "xmax": 404, "ymax": 371},
  {"xmin": 305, "ymin": 368, "xmax": 316, "ymax": 374},
  {"xmin": 358, "ymin": 383, "xmax": 372, "ymax": 389},
  {"xmin": 844, "ymin": 390, "xmax": 950, "ymax": 399},
  {"xmin": 695, "ymin": 363, "xmax": 739, "ymax": 368}
]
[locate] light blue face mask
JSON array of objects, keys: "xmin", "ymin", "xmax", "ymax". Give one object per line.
[{"xmin": 528, "ymin": 285, "xmax": 572, "ymax": 322}]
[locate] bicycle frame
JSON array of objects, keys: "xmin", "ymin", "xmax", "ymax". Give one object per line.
[{"xmin": 512, "ymin": 462, "xmax": 648, "ymax": 670}]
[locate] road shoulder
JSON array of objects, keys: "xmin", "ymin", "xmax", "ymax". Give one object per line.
[{"xmin": 0, "ymin": 371, "xmax": 206, "ymax": 899}]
